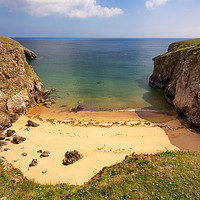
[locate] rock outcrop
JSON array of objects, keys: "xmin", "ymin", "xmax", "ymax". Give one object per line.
[
  {"xmin": 150, "ymin": 38, "xmax": 200, "ymax": 129},
  {"xmin": 0, "ymin": 36, "xmax": 55, "ymax": 133}
]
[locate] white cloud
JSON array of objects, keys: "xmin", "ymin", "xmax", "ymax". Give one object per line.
[
  {"xmin": 0, "ymin": 0, "xmax": 123, "ymax": 18},
  {"xmin": 145, "ymin": 0, "xmax": 169, "ymax": 9}
]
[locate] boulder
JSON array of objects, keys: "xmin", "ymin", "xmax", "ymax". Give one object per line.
[
  {"xmin": 6, "ymin": 130, "xmax": 15, "ymax": 137},
  {"xmin": 0, "ymin": 134, "xmax": 5, "ymax": 140},
  {"xmin": 40, "ymin": 151, "xmax": 50, "ymax": 158},
  {"xmin": 29, "ymin": 159, "xmax": 38, "ymax": 167},
  {"xmin": 70, "ymin": 105, "xmax": 84, "ymax": 113},
  {"xmin": 12, "ymin": 136, "xmax": 26, "ymax": 144},
  {"xmin": 62, "ymin": 150, "xmax": 83, "ymax": 166},
  {"xmin": 27, "ymin": 120, "xmax": 40, "ymax": 127}
]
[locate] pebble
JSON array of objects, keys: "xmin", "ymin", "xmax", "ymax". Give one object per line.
[
  {"xmin": 4, "ymin": 148, "xmax": 10, "ymax": 151},
  {"xmin": 37, "ymin": 150, "xmax": 43, "ymax": 153},
  {"xmin": 14, "ymin": 159, "xmax": 19, "ymax": 162},
  {"xmin": 22, "ymin": 152, "xmax": 27, "ymax": 156},
  {"xmin": 42, "ymin": 169, "xmax": 48, "ymax": 174},
  {"xmin": 24, "ymin": 127, "xmax": 31, "ymax": 131}
]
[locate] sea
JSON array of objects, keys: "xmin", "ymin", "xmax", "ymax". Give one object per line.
[{"xmin": 15, "ymin": 38, "xmax": 183, "ymax": 111}]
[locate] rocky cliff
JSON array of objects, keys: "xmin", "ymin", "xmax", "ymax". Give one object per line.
[
  {"xmin": 150, "ymin": 38, "xmax": 200, "ymax": 129},
  {"xmin": 0, "ymin": 36, "xmax": 55, "ymax": 132}
]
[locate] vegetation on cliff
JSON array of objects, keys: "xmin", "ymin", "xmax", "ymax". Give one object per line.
[
  {"xmin": 0, "ymin": 37, "xmax": 55, "ymax": 133},
  {"xmin": 0, "ymin": 151, "xmax": 200, "ymax": 199},
  {"xmin": 150, "ymin": 38, "xmax": 200, "ymax": 129}
]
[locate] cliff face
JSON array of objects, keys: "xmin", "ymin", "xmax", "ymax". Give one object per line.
[
  {"xmin": 150, "ymin": 39, "xmax": 200, "ymax": 129},
  {"xmin": 0, "ymin": 36, "xmax": 54, "ymax": 132}
]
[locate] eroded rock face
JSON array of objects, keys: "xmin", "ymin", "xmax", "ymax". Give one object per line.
[
  {"xmin": 0, "ymin": 36, "xmax": 55, "ymax": 132},
  {"xmin": 150, "ymin": 39, "xmax": 200, "ymax": 129}
]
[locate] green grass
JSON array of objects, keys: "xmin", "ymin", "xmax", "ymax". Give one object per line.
[
  {"xmin": 0, "ymin": 151, "xmax": 200, "ymax": 199},
  {"xmin": 0, "ymin": 36, "xmax": 23, "ymax": 48},
  {"xmin": 169, "ymin": 38, "xmax": 200, "ymax": 51}
]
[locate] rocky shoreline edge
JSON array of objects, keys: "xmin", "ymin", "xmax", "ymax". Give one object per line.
[{"xmin": 0, "ymin": 36, "xmax": 55, "ymax": 134}]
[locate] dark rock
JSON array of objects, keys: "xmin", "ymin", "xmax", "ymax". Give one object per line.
[
  {"xmin": 14, "ymin": 159, "xmax": 19, "ymax": 162},
  {"xmin": 6, "ymin": 129, "xmax": 16, "ymax": 137},
  {"xmin": 22, "ymin": 152, "xmax": 27, "ymax": 156},
  {"xmin": 62, "ymin": 150, "xmax": 83, "ymax": 166},
  {"xmin": 0, "ymin": 134, "xmax": 6, "ymax": 140},
  {"xmin": 5, "ymin": 138, "xmax": 11, "ymax": 141},
  {"xmin": 40, "ymin": 151, "xmax": 50, "ymax": 158},
  {"xmin": 0, "ymin": 141, "xmax": 8, "ymax": 147},
  {"xmin": 27, "ymin": 120, "xmax": 40, "ymax": 127},
  {"xmin": 43, "ymin": 98, "xmax": 56, "ymax": 108},
  {"xmin": 4, "ymin": 148, "xmax": 10, "ymax": 151},
  {"xmin": 97, "ymin": 81, "xmax": 103, "ymax": 84},
  {"xmin": 37, "ymin": 150, "xmax": 43, "ymax": 153},
  {"xmin": 70, "ymin": 105, "xmax": 84, "ymax": 113},
  {"xmin": 29, "ymin": 159, "xmax": 38, "ymax": 167},
  {"xmin": 24, "ymin": 49, "xmax": 37, "ymax": 60},
  {"xmin": 12, "ymin": 136, "xmax": 26, "ymax": 144}
]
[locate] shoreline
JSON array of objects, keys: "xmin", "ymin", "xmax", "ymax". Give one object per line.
[{"xmin": 1, "ymin": 106, "xmax": 200, "ymax": 185}]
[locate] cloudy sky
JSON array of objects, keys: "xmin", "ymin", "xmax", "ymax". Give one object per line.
[{"xmin": 0, "ymin": 0, "xmax": 199, "ymax": 38}]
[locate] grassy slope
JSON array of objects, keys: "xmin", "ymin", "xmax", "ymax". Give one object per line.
[
  {"xmin": 170, "ymin": 38, "xmax": 200, "ymax": 50},
  {"xmin": 0, "ymin": 151, "xmax": 200, "ymax": 200}
]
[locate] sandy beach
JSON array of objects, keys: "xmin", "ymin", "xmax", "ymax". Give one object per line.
[{"xmin": 1, "ymin": 106, "xmax": 200, "ymax": 185}]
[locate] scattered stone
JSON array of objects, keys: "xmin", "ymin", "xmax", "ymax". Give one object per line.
[
  {"xmin": 27, "ymin": 120, "xmax": 40, "ymax": 127},
  {"xmin": 0, "ymin": 134, "xmax": 6, "ymax": 140},
  {"xmin": 29, "ymin": 159, "xmax": 38, "ymax": 167},
  {"xmin": 70, "ymin": 105, "xmax": 84, "ymax": 113},
  {"xmin": 14, "ymin": 159, "xmax": 19, "ymax": 162},
  {"xmin": 97, "ymin": 81, "xmax": 103, "ymax": 84},
  {"xmin": 4, "ymin": 148, "xmax": 10, "ymax": 151},
  {"xmin": 42, "ymin": 169, "xmax": 48, "ymax": 174},
  {"xmin": 24, "ymin": 127, "xmax": 31, "ymax": 131},
  {"xmin": 43, "ymin": 98, "xmax": 55, "ymax": 108},
  {"xmin": 0, "ymin": 141, "xmax": 8, "ymax": 147},
  {"xmin": 62, "ymin": 150, "xmax": 83, "ymax": 166},
  {"xmin": 6, "ymin": 129, "xmax": 15, "ymax": 137},
  {"xmin": 22, "ymin": 152, "xmax": 27, "ymax": 156},
  {"xmin": 12, "ymin": 136, "xmax": 26, "ymax": 144},
  {"xmin": 37, "ymin": 150, "xmax": 43, "ymax": 153},
  {"xmin": 5, "ymin": 138, "xmax": 11, "ymax": 141},
  {"xmin": 40, "ymin": 151, "xmax": 50, "ymax": 158}
]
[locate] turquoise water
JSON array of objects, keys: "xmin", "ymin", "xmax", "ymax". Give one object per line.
[{"xmin": 16, "ymin": 38, "xmax": 180, "ymax": 111}]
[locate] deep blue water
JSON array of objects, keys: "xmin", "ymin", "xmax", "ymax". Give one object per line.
[{"xmin": 15, "ymin": 38, "xmax": 182, "ymax": 111}]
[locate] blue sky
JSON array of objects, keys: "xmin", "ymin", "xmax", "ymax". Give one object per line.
[{"xmin": 0, "ymin": 0, "xmax": 200, "ymax": 38}]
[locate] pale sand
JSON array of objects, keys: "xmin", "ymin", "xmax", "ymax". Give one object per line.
[{"xmin": 1, "ymin": 106, "xmax": 200, "ymax": 185}]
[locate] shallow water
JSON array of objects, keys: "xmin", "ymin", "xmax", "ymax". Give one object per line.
[{"xmin": 16, "ymin": 38, "xmax": 182, "ymax": 111}]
